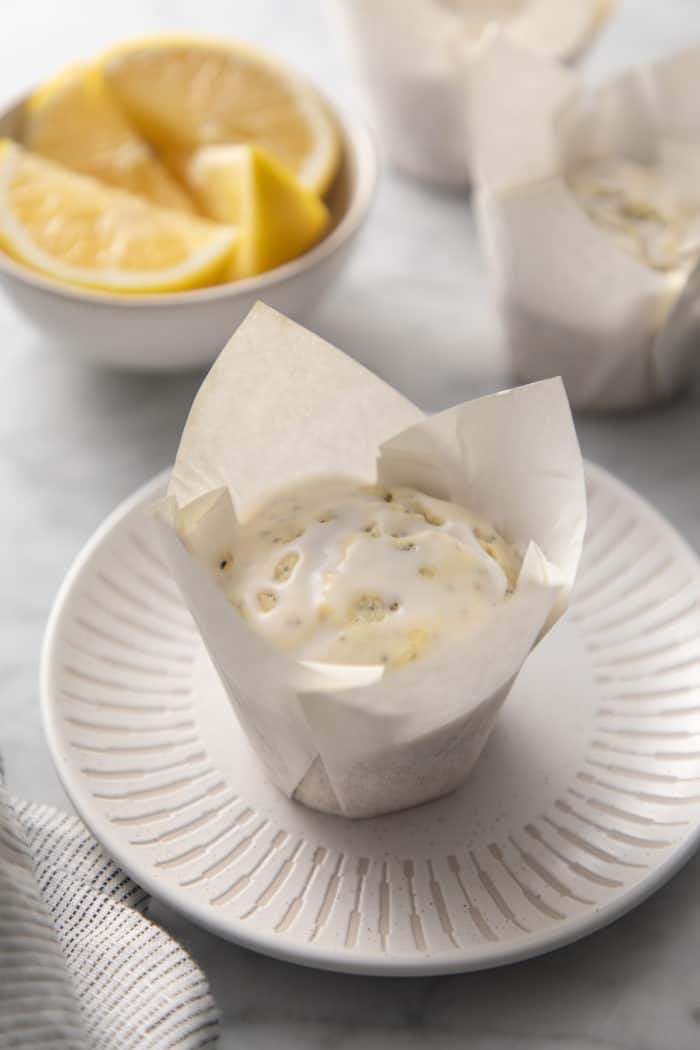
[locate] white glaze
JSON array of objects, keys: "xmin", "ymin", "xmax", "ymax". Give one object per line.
[
  {"xmin": 569, "ymin": 157, "xmax": 700, "ymax": 276},
  {"xmin": 219, "ymin": 481, "xmax": 521, "ymax": 669}
]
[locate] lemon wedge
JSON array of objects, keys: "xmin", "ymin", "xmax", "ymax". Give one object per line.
[
  {"xmin": 183, "ymin": 144, "xmax": 330, "ymax": 279},
  {"xmin": 23, "ymin": 64, "xmax": 195, "ymax": 213},
  {"xmin": 101, "ymin": 36, "xmax": 340, "ymax": 195},
  {"xmin": 0, "ymin": 140, "xmax": 237, "ymax": 293}
]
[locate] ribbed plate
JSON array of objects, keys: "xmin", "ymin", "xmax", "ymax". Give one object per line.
[{"xmin": 41, "ymin": 463, "xmax": 700, "ymax": 975}]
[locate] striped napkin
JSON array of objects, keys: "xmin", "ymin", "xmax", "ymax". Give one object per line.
[{"xmin": 0, "ymin": 762, "xmax": 218, "ymax": 1049}]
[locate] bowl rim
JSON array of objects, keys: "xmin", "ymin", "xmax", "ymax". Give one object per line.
[{"xmin": 0, "ymin": 95, "xmax": 378, "ymax": 309}]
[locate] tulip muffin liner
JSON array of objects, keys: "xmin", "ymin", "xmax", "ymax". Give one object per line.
[
  {"xmin": 469, "ymin": 40, "xmax": 700, "ymax": 410},
  {"xmin": 332, "ymin": 0, "xmax": 615, "ymax": 186},
  {"xmin": 154, "ymin": 303, "xmax": 586, "ymax": 818}
]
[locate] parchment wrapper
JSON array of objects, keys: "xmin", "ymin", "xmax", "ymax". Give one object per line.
[
  {"xmin": 154, "ymin": 303, "xmax": 586, "ymax": 818},
  {"xmin": 331, "ymin": 0, "xmax": 615, "ymax": 186},
  {"xmin": 469, "ymin": 40, "xmax": 700, "ymax": 411}
]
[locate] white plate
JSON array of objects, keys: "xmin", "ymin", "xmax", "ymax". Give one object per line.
[{"xmin": 41, "ymin": 463, "xmax": 700, "ymax": 976}]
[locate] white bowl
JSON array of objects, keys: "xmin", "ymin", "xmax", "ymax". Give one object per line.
[{"xmin": 0, "ymin": 96, "xmax": 377, "ymax": 371}]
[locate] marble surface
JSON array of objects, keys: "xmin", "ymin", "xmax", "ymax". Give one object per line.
[{"xmin": 3, "ymin": 1, "xmax": 700, "ymax": 1046}]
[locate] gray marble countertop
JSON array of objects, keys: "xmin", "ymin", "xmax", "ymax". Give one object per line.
[{"xmin": 3, "ymin": 1, "xmax": 700, "ymax": 1046}]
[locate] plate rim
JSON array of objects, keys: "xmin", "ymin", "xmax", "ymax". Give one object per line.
[{"xmin": 40, "ymin": 461, "xmax": 700, "ymax": 976}]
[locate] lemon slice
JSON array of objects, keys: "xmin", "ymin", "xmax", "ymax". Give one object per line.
[
  {"xmin": 0, "ymin": 140, "xmax": 237, "ymax": 293},
  {"xmin": 23, "ymin": 64, "xmax": 195, "ymax": 213},
  {"xmin": 101, "ymin": 35, "xmax": 341, "ymax": 195},
  {"xmin": 183, "ymin": 144, "xmax": 330, "ymax": 280}
]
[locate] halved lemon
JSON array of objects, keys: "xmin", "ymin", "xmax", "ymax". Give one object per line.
[
  {"xmin": 0, "ymin": 140, "xmax": 237, "ymax": 293},
  {"xmin": 101, "ymin": 35, "xmax": 341, "ymax": 195},
  {"xmin": 183, "ymin": 144, "xmax": 330, "ymax": 279},
  {"xmin": 23, "ymin": 64, "xmax": 195, "ymax": 213}
]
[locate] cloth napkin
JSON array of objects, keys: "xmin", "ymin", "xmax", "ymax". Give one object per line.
[{"xmin": 0, "ymin": 761, "xmax": 219, "ymax": 1049}]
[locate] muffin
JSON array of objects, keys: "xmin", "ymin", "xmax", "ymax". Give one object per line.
[{"xmin": 155, "ymin": 303, "xmax": 586, "ymax": 817}]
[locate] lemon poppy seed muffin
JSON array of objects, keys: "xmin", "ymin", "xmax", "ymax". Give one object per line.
[{"xmin": 214, "ymin": 481, "xmax": 522, "ymax": 670}]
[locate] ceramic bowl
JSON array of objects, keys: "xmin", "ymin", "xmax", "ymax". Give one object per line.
[{"xmin": 0, "ymin": 95, "xmax": 377, "ymax": 371}]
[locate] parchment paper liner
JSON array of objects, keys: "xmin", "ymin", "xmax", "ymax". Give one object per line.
[
  {"xmin": 154, "ymin": 303, "xmax": 586, "ymax": 818},
  {"xmin": 468, "ymin": 40, "xmax": 700, "ymax": 410},
  {"xmin": 332, "ymin": 0, "xmax": 615, "ymax": 186}
]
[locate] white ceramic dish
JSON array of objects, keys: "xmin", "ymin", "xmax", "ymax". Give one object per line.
[
  {"xmin": 0, "ymin": 98, "xmax": 376, "ymax": 371},
  {"xmin": 42, "ymin": 463, "xmax": 700, "ymax": 976}
]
